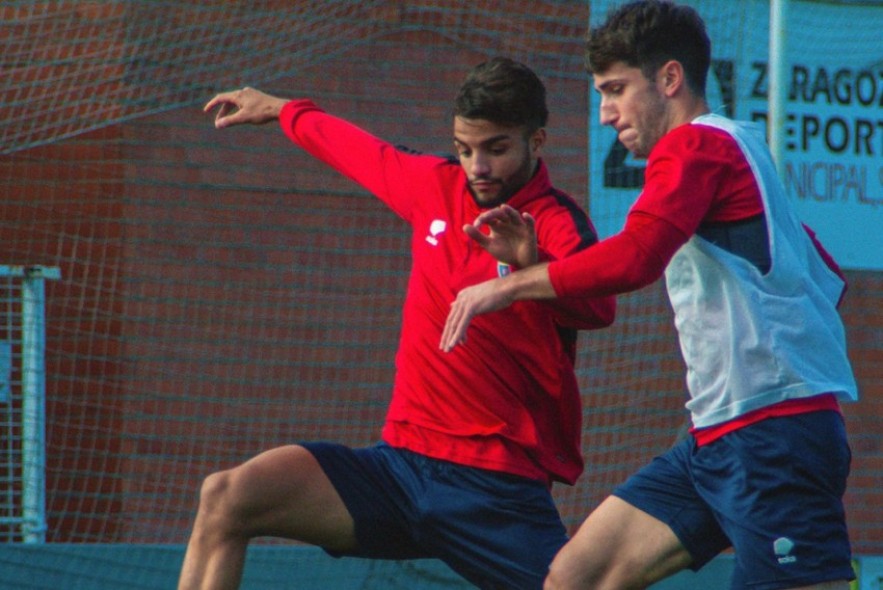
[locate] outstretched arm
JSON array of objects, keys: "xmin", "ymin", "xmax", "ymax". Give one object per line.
[
  {"xmin": 442, "ymin": 212, "xmax": 687, "ymax": 351},
  {"xmin": 204, "ymin": 87, "xmax": 290, "ymax": 128},
  {"xmin": 205, "ymin": 89, "xmax": 432, "ymax": 221}
]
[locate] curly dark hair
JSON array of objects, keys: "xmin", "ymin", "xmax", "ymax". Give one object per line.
[{"xmin": 585, "ymin": 0, "xmax": 710, "ymax": 98}]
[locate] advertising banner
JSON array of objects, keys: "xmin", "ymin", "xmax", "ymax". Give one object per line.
[{"xmin": 588, "ymin": 0, "xmax": 883, "ymax": 269}]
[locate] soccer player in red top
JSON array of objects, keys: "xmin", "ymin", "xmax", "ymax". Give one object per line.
[
  {"xmin": 179, "ymin": 57, "xmax": 615, "ymax": 589},
  {"xmin": 440, "ymin": 3, "xmax": 857, "ymax": 590}
]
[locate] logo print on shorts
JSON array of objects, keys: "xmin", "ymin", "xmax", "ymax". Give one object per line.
[
  {"xmin": 773, "ymin": 537, "xmax": 797, "ymax": 564},
  {"xmin": 426, "ymin": 219, "xmax": 447, "ymax": 246}
]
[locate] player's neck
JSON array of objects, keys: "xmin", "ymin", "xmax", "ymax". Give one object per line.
[{"xmin": 669, "ymin": 96, "xmax": 710, "ymax": 130}]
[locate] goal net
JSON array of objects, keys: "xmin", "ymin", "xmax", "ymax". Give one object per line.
[{"xmin": 1, "ymin": 0, "xmax": 880, "ymax": 586}]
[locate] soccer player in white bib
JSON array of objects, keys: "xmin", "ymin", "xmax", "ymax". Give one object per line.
[{"xmin": 440, "ymin": 2, "xmax": 858, "ymax": 589}]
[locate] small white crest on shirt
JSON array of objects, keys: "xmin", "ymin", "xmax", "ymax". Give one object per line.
[{"xmin": 425, "ymin": 219, "xmax": 447, "ymax": 246}]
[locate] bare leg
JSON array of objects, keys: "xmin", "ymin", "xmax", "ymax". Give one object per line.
[
  {"xmin": 178, "ymin": 445, "xmax": 356, "ymax": 590},
  {"xmin": 544, "ymin": 496, "xmax": 853, "ymax": 590},
  {"xmin": 544, "ymin": 495, "xmax": 692, "ymax": 590}
]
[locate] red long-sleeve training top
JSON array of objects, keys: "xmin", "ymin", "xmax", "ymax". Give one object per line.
[{"xmin": 280, "ymin": 99, "xmax": 615, "ymax": 484}]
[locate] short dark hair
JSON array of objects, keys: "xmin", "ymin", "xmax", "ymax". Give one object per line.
[
  {"xmin": 585, "ymin": 0, "xmax": 710, "ymax": 98},
  {"xmin": 453, "ymin": 56, "xmax": 548, "ymax": 133}
]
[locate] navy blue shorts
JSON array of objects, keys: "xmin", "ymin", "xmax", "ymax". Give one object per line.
[
  {"xmin": 302, "ymin": 441, "xmax": 568, "ymax": 590},
  {"xmin": 613, "ymin": 411, "xmax": 854, "ymax": 590}
]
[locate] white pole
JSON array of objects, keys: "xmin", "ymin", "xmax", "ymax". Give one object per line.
[
  {"xmin": 769, "ymin": 0, "xmax": 789, "ymax": 176},
  {"xmin": 21, "ymin": 270, "xmax": 47, "ymax": 543},
  {"xmin": 20, "ymin": 267, "xmax": 59, "ymax": 543}
]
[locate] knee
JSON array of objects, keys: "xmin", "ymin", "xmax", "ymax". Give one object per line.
[
  {"xmin": 195, "ymin": 469, "xmax": 241, "ymax": 528},
  {"xmin": 543, "ymin": 561, "xmax": 598, "ymax": 590},
  {"xmin": 542, "ymin": 565, "xmax": 567, "ymax": 590},
  {"xmin": 544, "ymin": 556, "xmax": 644, "ymax": 590},
  {"xmin": 543, "ymin": 551, "xmax": 597, "ymax": 590}
]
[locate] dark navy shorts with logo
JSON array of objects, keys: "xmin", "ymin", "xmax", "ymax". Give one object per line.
[
  {"xmin": 302, "ymin": 441, "xmax": 568, "ymax": 590},
  {"xmin": 613, "ymin": 410, "xmax": 854, "ymax": 590}
]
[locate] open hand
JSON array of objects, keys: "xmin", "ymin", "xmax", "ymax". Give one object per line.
[
  {"xmin": 463, "ymin": 204, "xmax": 537, "ymax": 269},
  {"xmin": 203, "ymin": 87, "xmax": 290, "ymax": 128}
]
